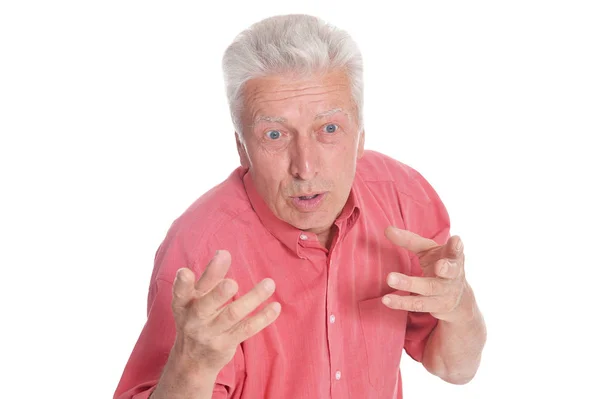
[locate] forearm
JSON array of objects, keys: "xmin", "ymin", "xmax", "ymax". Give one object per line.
[
  {"xmin": 151, "ymin": 340, "xmax": 219, "ymax": 399},
  {"xmin": 421, "ymin": 285, "xmax": 487, "ymax": 384}
]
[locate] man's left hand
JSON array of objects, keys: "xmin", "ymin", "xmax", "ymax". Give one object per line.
[{"xmin": 382, "ymin": 226, "xmax": 474, "ymax": 323}]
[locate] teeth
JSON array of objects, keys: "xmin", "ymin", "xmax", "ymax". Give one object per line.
[{"xmin": 300, "ymin": 194, "xmax": 318, "ymax": 200}]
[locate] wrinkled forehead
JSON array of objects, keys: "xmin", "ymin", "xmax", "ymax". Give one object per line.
[{"xmin": 241, "ymin": 70, "xmax": 357, "ymax": 123}]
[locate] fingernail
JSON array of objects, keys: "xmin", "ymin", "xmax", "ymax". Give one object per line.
[
  {"xmin": 455, "ymin": 239, "xmax": 463, "ymax": 252},
  {"xmin": 382, "ymin": 296, "xmax": 391, "ymax": 305},
  {"xmin": 272, "ymin": 302, "xmax": 282, "ymax": 313},
  {"xmin": 222, "ymin": 279, "xmax": 235, "ymax": 293},
  {"xmin": 215, "ymin": 250, "xmax": 221, "ymax": 256},
  {"xmin": 263, "ymin": 278, "xmax": 275, "ymax": 292},
  {"xmin": 388, "ymin": 274, "xmax": 399, "ymax": 285},
  {"xmin": 439, "ymin": 262, "xmax": 448, "ymax": 275}
]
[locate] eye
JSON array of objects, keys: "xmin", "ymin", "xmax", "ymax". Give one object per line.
[
  {"xmin": 266, "ymin": 130, "xmax": 281, "ymax": 140},
  {"xmin": 323, "ymin": 123, "xmax": 339, "ymax": 133}
]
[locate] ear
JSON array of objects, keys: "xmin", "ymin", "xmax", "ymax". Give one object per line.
[
  {"xmin": 357, "ymin": 128, "xmax": 365, "ymax": 159},
  {"xmin": 235, "ymin": 132, "xmax": 250, "ymax": 168}
]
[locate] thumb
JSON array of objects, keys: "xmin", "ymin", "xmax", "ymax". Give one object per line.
[
  {"xmin": 172, "ymin": 268, "xmax": 195, "ymax": 312},
  {"xmin": 384, "ymin": 226, "xmax": 438, "ymax": 253}
]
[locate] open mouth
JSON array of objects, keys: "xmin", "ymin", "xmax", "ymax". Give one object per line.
[
  {"xmin": 291, "ymin": 192, "xmax": 326, "ymax": 210},
  {"xmin": 298, "ymin": 194, "xmax": 319, "ymax": 200}
]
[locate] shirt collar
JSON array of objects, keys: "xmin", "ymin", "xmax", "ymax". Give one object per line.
[{"xmin": 242, "ymin": 168, "xmax": 360, "ymax": 256}]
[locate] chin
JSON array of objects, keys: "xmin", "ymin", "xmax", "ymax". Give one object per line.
[{"xmin": 290, "ymin": 214, "xmax": 332, "ymax": 233}]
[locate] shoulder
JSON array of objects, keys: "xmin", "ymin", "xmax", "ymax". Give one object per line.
[
  {"xmin": 173, "ymin": 167, "xmax": 252, "ymax": 237},
  {"xmin": 152, "ymin": 167, "xmax": 255, "ymax": 281},
  {"xmin": 356, "ymin": 150, "xmax": 437, "ymax": 206},
  {"xmin": 356, "ymin": 150, "xmax": 450, "ymax": 243}
]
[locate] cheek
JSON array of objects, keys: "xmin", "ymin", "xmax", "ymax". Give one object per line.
[
  {"xmin": 251, "ymin": 153, "xmax": 290, "ymax": 194},
  {"xmin": 331, "ymin": 144, "xmax": 357, "ymax": 174},
  {"xmin": 330, "ymin": 147, "xmax": 358, "ymax": 193}
]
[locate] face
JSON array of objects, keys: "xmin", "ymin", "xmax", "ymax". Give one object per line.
[{"xmin": 236, "ymin": 69, "xmax": 365, "ymax": 242}]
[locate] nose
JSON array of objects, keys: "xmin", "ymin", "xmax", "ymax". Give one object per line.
[{"xmin": 289, "ymin": 136, "xmax": 319, "ymax": 181}]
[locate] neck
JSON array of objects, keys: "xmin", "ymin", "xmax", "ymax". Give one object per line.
[{"xmin": 317, "ymin": 226, "xmax": 337, "ymax": 250}]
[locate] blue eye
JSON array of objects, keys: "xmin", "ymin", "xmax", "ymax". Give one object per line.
[
  {"xmin": 324, "ymin": 124, "xmax": 338, "ymax": 133},
  {"xmin": 266, "ymin": 130, "xmax": 281, "ymax": 140}
]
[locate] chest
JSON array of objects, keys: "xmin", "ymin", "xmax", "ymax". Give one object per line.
[
  {"xmin": 227, "ymin": 209, "xmax": 413, "ymax": 398},
  {"xmin": 230, "ymin": 203, "xmax": 415, "ymax": 328}
]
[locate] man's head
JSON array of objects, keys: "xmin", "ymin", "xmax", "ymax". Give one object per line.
[{"xmin": 222, "ymin": 14, "xmax": 365, "ymax": 243}]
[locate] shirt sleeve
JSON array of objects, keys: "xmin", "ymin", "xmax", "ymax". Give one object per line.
[
  {"xmin": 398, "ymin": 168, "xmax": 451, "ymax": 362},
  {"xmin": 113, "ymin": 234, "xmax": 245, "ymax": 399}
]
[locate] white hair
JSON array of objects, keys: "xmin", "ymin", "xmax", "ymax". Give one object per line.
[{"xmin": 222, "ymin": 14, "xmax": 364, "ymax": 136}]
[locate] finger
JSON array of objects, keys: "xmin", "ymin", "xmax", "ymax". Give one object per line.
[
  {"xmin": 387, "ymin": 272, "xmax": 450, "ymax": 296},
  {"xmin": 385, "ymin": 226, "xmax": 438, "ymax": 254},
  {"xmin": 382, "ymin": 294, "xmax": 447, "ymax": 313},
  {"xmin": 195, "ymin": 250, "xmax": 232, "ymax": 295},
  {"xmin": 434, "ymin": 258, "xmax": 462, "ymax": 280},
  {"xmin": 192, "ymin": 278, "xmax": 239, "ymax": 317},
  {"xmin": 213, "ymin": 278, "xmax": 276, "ymax": 333},
  {"xmin": 443, "ymin": 236, "xmax": 464, "ymax": 260},
  {"xmin": 172, "ymin": 268, "xmax": 196, "ymax": 312},
  {"xmin": 228, "ymin": 301, "xmax": 282, "ymax": 344}
]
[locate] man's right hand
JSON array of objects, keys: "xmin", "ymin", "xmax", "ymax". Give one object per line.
[{"xmin": 170, "ymin": 249, "xmax": 281, "ymax": 375}]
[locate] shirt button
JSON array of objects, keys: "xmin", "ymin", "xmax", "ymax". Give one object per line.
[
  {"xmin": 329, "ymin": 314, "xmax": 336, "ymax": 324},
  {"xmin": 299, "ymin": 234, "xmax": 308, "ymax": 241},
  {"xmin": 335, "ymin": 371, "xmax": 342, "ymax": 380}
]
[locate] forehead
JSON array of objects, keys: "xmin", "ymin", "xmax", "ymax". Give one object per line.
[{"xmin": 242, "ymin": 69, "xmax": 355, "ymax": 118}]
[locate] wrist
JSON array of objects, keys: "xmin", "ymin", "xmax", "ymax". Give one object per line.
[
  {"xmin": 445, "ymin": 284, "xmax": 480, "ymax": 325},
  {"xmin": 151, "ymin": 340, "xmax": 219, "ymax": 399},
  {"xmin": 169, "ymin": 337, "xmax": 220, "ymax": 380}
]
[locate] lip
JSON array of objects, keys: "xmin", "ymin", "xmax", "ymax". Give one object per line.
[
  {"xmin": 295, "ymin": 193, "xmax": 321, "ymax": 198},
  {"xmin": 290, "ymin": 192, "xmax": 327, "ymax": 211}
]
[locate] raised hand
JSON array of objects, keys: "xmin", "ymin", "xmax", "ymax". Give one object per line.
[
  {"xmin": 382, "ymin": 226, "xmax": 474, "ymax": 323},
  {"xmin": 170, "ymin": 250, "xmax": 281, "ymax": 374}
]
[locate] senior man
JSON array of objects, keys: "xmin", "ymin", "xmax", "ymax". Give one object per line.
[{"xmin": 114, "ymin": 14, "xmax": 486, "ymax": 399}]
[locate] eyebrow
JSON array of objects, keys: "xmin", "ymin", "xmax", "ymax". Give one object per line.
[
  {"xmin": 314, "ymin": 108, "xmax": 346, "ymax": 119},
  {"xmin": 253, "ymin": 115, "xmax": 287, "ymax": 125},
  {"xmin": 252, "ymin": 108, "xmax": 348, "ymax": 127}
]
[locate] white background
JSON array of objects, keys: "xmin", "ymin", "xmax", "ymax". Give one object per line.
[{"xmin": 1, "ymin": 1, "xmax": 599, "ymax": 398}]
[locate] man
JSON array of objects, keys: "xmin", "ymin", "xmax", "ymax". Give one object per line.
[{"xmin": 114, "ymin": 14, "xmax": 486, "ymax": 399}]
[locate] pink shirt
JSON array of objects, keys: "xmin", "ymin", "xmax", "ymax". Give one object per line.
[{"xmin": 114, "ymin": 150, "xmax": 450, "ymax": 399}]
